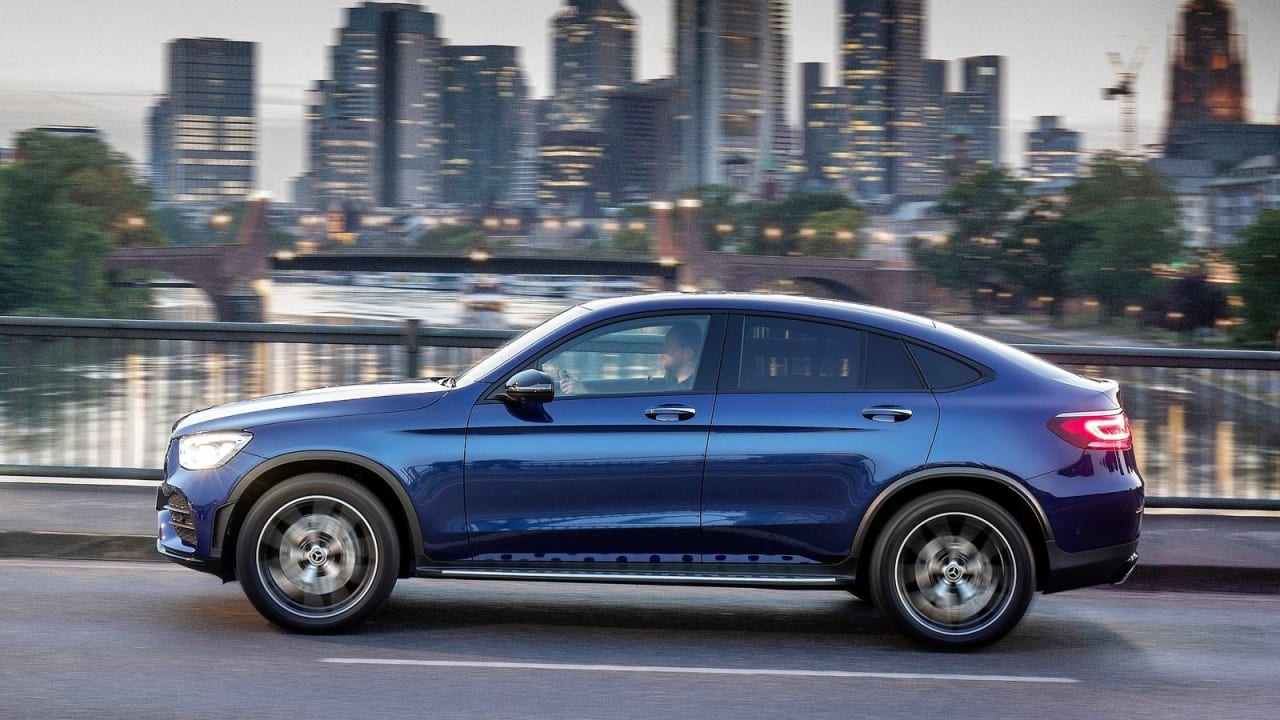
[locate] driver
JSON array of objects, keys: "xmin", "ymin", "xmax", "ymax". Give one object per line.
[{"xmin": 559, "ymin": 321, "xmax": 701, "ymax": 395}]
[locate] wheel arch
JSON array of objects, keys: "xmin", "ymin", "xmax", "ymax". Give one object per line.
[
  {"xmin": 851, "ymin": 467, "xmax": 1054, "ymax": 593},
  {"xmin": 220, "ymin": 451, "xmax": 424, "ymax": 580}
]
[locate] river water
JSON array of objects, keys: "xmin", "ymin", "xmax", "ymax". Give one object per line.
[{"xmin": 1, "ymin": 280, "xmax": 1277, "ymax": 501}]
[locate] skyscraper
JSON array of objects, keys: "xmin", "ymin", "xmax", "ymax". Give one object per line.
[
  {"xmin": 604, "ymin": 80, "xmax": 676, "ymax": 203},
  {"xmin": 839, "ymin": 0, "xmax": 931, "ymax": 202},
  {"xmin": 841, "ymin": 0, "xmax": 930, "ymax": 202},
  {"xmin": 147, "ymin": 97, "xmax": 170, "ymax": 194},
  {"xmin": 960, "ymin": 55, "xmax": 1003, "ymax": 167},
  {"xmin": 440, "ymin": 45, "xmax": 531, "ymax": 209},
  {"xmin": 1167, "ymin": 0, "xmax": 1247, "ymax": 129},
  {"xmin": 800, "ymin": 62, "xmax": 853, "ymax": 195},
  {"xmin": 550, "ymin": 0, "xmax": 636, "ymax": 132},
  {"xmin": 1025, "ymin": 116, "xmax": 1081, "ymax": 190},
  {"xmin": 308, "ymin": 2, "xmax": 443, "ymax": 208},
  {"xmin": 674, "ymin": 0, "xmax": 789, "ymax": 196},
  {"xmin": 154, "ymin": 38, "xmax": 256, "ymax": 204}
]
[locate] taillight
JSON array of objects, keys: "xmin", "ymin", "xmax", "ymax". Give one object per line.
[{"xmin": 1047, "ymin": 410, "xmax": 1132, "ymax": 451}]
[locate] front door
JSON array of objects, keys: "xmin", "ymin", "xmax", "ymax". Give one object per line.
[{"xmin": 463, "ymin": 313, "xmax": 724, "ymax": 563}]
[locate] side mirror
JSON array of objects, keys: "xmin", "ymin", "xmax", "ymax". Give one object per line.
[{"xmin": 498, "ymin": 368, "xmax": 555, "ymax": 404}]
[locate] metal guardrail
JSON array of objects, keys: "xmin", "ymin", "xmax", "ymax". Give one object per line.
[{"xmin": 2, "ymin": 316, "xmax": 1278, "ymax": 510}]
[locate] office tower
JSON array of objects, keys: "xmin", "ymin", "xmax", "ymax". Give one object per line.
[
  {"xmin": 936, "ymin": 55, "xmax": 1003, "ymax": 170},
  {"xmin": 1167, "ymin": 0, "xmax": 1247, "ymax": 128},
  {"xmin": 800, "ymin": 62, "xmax": 853, "ymax": 195},
  {"xmin": 674, "ymin": 0, "xmax": 789, "ymax": 196},
  {"xmin": 841, "ymin": 0, "xmax": 929, "ymax": 202},
  {"xmin": 550, "ymin": 0, "xmax": 636, "ymax": 132},
  {"xmin": 305, "ymin": 79, "xmax": 376, "ymax": 206},
  {"xmin": 147, "ymin": 98, "xmax": 170, "ymax": 196},
  {"xmin": 922, "ymin": 59, "xmax": 947, "ymax": 189},
  {"xmin": 1024, "ymin": 116, "xmax": 1081, "ymax": 188},
  {"xmin": 961, "ymin": 56, "xmax": 1003, "ymax": 166},
  {"xmin": 440, "ymin": 45, "xmax": 530, "ymax": 209},
  {"xmin": 309, "ymin": 2, "xmax": 442, "ymax": 208},
  {"xmin": 539, "ymin": 130, "xmax": 608, "ymax": 214},
  {"xmin": 604, "ymin": 80, "xmax": 675, "ymax": 203},
  {"xmin": 157, "ymin": 38, "xmax": 256, "ymax": 204}
]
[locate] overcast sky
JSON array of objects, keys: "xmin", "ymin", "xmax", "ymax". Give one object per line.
[{"xmin": 1, "ymin": 0, "xmax": 1277, "ymax": 198}]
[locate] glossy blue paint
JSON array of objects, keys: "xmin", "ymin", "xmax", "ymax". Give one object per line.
[
  {"xmin": 464, "ymin": 392, "xmax": 712, "ymax": 562},
  {"xmin": 703, "ymin": 391, "xmax": 939, "ymax": 564}
]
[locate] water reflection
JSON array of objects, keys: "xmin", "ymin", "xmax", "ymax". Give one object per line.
[{"xmin": 0, "ymin": 284, "xmax": 1276, "ymax": 502}]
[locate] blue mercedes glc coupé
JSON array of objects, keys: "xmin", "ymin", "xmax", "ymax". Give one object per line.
[{"xmin": 157, "ymin": 293, "xmax": 1142, "ymax": 648}]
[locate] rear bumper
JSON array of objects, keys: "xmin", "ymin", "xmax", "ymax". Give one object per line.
[{"xmin": 1041, "ymin": 538, "xmax": 1139, "ymax": 593}]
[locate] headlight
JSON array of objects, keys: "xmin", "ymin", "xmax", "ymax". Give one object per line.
[{"xmin": 178, "ymin": 431, "xmax": 252, "ymax": 471}]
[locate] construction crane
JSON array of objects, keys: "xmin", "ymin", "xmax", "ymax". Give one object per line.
[{"xmin": 1103, "ymin": 45, "xmax": 1149, "ymax": 154}]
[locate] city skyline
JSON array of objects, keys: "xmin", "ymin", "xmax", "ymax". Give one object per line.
[{"xmin": 1, "ymin": 0, "xmax": 1279, "ymax": 199}]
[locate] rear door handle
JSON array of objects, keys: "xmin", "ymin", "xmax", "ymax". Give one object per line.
[
  {"xmin": 862, "ymin": 406, "xmax": 913, "ymax": 423},
  {"xmin": 645, "ymin": 404, "xmax": 697, "ymax": 422}
]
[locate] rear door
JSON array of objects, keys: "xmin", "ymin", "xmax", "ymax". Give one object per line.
[{"xmin": 701, "ymin": 314, "xmax": 939, "ymax": 565}]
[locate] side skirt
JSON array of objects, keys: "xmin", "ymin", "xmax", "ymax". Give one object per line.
[{"xmin": 414, "ymin": 562, "xmax": 858, "ymax": 590}]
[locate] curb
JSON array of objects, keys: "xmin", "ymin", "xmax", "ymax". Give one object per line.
[
  {"xmin": 1115, "ymin": 564, "xmax": 1280, "ymax": 595},
  {"xmin": 2, "ymin": 531, "xmax": 1279, "ymax": 595},
  {"xmin": 0, "ymin": 531, "xmax": 159, "ymax": 563}
]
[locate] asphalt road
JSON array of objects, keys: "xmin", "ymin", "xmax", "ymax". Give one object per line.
[{"xmin": 2, "ymin": 559, "xmax": 1277, "ymax": 720}]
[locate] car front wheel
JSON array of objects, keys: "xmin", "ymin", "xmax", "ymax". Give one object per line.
[
  {"xmin": 236, "ymin": 473, "xmax": 399, "ymax": 632},
  {"xmin": 869, "ymin": 491, "xmax": 1034, "ymax": 649}
]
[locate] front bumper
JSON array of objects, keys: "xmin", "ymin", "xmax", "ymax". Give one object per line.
[{"xmin": 1042, "ymin": 538, "xmax": 1140, "ymax": 593}]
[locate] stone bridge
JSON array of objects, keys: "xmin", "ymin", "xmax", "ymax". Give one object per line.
[
  {"xmin": 105, "ymin": 200, "xmax": 271, "ymax": 322},
  {"xmin": 656, "ymin": 203, "xmax": 929, "ymax": 310}
]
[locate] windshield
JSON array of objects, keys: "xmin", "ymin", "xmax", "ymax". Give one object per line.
[{"xmin": 455, "ymin": 305, "xmax": 589, "ymax": 387}]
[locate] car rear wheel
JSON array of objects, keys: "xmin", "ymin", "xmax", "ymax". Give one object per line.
[
  {"xmin": 236, "ymin": 473, "xmax": 399, "ymax": 633},
  {"xmin": 869, "ymin": 491, "xmax": 1034, "ymax": 649}
]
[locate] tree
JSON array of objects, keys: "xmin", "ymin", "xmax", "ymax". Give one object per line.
[
  {"xmin": 0, "ymin": 131, "xmax": 162, "ymax": 317},
  {"xmin": 911, "ymin": 166, "xmax": 1025, "ymax": 310},
  {"xmin": 1231, "ymin": 208, "xmax": 1280, "ymax": 345},
  {"xmin": 1064, "ymin": 155, "xmax": 1185, "ymax": 317},
  {"xmin": 797, "ymin": 207, "xmax": 866, "ymax": 258},
  {"xmin": 995, "ymin": 200, "xmax": 1086, "ymax": 319},
  {"xmin": 415, "ymin": 223, "xmax": 482, "ymax": 252},
  {"xmin": 750, "ymin": 192, "xmax": 855, "ymax": 254},
  {"xmin": 608, "ymin": 228, "xmax": 651, "ymax": 258}
]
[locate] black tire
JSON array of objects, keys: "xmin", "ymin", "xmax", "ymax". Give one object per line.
[
  {"xmin": 868, "ymin": 491, "xmax": 1034, "ymax": 649},
  {"xmin": 236, "ymin": 473, "xmax": 399, "ymax": 633}
]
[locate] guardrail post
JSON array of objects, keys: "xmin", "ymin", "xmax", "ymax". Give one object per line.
[{"xmin": 402, "ymin": 319, "xmax": 421, "ymax": 378}]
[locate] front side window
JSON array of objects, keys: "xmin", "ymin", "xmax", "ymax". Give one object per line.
[{"xmin": 537, "ymin": 315, "xmax": 712, "ymax": 397}]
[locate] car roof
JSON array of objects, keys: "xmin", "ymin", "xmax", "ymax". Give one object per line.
[{"xmin": 581, "ymin": 292, "xmax": 937, "ymax": 333}]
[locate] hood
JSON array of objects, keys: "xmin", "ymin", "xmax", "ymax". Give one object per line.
[{"xmin": 172, "ymin": 380, "xmax": 449, "ymax": 436}]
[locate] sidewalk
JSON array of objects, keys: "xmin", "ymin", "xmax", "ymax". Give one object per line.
[{"xmin": 1, "ymin": 479, "xmax": 1278, "ymax": 593}]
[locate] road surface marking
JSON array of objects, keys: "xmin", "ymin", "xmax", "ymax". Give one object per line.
[{"xmin": 320, "ymin": 658, "xmax": 1079, "ymax": 684}]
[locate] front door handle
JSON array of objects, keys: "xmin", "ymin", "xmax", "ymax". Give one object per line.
[
  {"xmin": 862, "ymin": 405, "xmax": 913, "ymax": 423},
  {"xmin": 645, "ymin": 404, "xmax": 697, "ymax": 422}
]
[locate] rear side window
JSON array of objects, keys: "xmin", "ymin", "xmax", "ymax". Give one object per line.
[
  {"xmin": 909, "ymin": 343, "xmax": 983, "ymax": 390},
  {"xmin": 865, "ymin": 333, "xmax": 925, "ymax": 390},
  {"xmin": 739, "ymin": 316, "xmax": 863, "ymax": 392}
]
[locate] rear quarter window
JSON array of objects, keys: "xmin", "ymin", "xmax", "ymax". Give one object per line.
[
  {"xmin": 865, "ymin": 333, "xmax": 925, "ymax": 390},
  {"xmin": 908, "ymin": 343, "xmax": 983, "ymax": 390}
]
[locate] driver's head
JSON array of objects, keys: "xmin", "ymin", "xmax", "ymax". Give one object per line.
[{"xmin": 661, "ymin": 321, "xmax": 701, "ymax": 372}]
